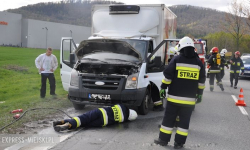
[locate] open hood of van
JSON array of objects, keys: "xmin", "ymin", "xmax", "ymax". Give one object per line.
[{"xmin": 75, "ymin": 39, "xmax": 142, "ymax": 62}]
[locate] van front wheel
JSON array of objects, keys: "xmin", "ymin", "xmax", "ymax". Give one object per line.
[{"xmin": 138, "ymin": 89, "xmax": 150, "ymax": 115}]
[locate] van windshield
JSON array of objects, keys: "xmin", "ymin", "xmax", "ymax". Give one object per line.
[{"xmin": 119, "ymin": 39, "xmax": 147, "ymax": 61}]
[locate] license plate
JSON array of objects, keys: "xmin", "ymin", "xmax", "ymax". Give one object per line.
[
  {"xmin": 88, "ymin": 94, "xmax": 111, "ymax": 100},
  {"xmin": 244, "ymin": 70, "xmax": 250, "ymax": 73}
]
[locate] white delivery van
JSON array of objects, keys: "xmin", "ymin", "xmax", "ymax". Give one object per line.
[{"xmin": 60, "ymin": 4, "xmax": 177, "ymax": 114}]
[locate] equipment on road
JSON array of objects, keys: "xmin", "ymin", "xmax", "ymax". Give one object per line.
[{"xmin": 236, "ymin": 88, "xmax": 246, "ymax": 106}]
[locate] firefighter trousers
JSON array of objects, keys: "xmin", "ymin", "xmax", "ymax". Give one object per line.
[
  {"xmin": 230, "ymin": 72, "xmax": 239, "ymax": 86},
  {"xmin": 75, "ymin": 108, "xmax": 103, "ymax": 128},
  {"xmin": 220, "ymin": 69, "xmax": 225, "ymax": 79},
  {"xmin": 151, "ymin": 84, "xmax": 163, "ymax": 107},
  {"xmin": 159, "ymin": 102, "xmax": 194, "ymax": 144},
  {"xmin": 209, "ymin": 73, "xmax": 223, "ymax": 90}
]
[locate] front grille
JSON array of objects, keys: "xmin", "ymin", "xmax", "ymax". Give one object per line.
[{"xmin": 82, "ymin": 74, "xmax": 124, "ymax": 90}]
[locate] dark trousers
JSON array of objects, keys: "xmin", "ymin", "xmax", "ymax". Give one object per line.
[
  {"xmin": 40, "ymin": 73, "xmax": 56, "ymax": 97},
  {"xmin": 230, "ymin": 73, "xmax": 239, "ymax": 86},
  {"xmin": 220, "ymin": 69, "xmax": 225, "ymax": 79},
  {"xmin": 78, "ymin": 109, "xmax": 103, "ymax": 127},
  {"xmin": 151, "ymin": 84, "xmax": 163, "ymax": 107},
  {"xmin": 209, "ymin": 73, "xmax": 223, "ymax": 89},
  {"xmin": 159, "ymin": 102, "xmax": 194, "ymax": 144}
]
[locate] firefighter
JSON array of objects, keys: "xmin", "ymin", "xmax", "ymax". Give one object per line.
[
  {"xmin": 53, "ymin": 104, "xmax": 137, "ymax": 132},
  {"xmin": 168, "ymin": 47, "xmax": 178, "ymax": 63},
  {"xmin": 207, "ymin": 47, "xmax": 224, "ymax": 92},
  {"xmin": 229, "ymin": 51, "xmax": 244, "ymax": 89},
  {"xmin": 206, "ymin": 50, "xmax": 213, "ymax": 78},
  {"xmin": 219, "ymin": 49, "xmax": 229, "ymax": 80},
  {"xmin": 154, "ymin": 36, "xmax": 206, "ymax": 149}
]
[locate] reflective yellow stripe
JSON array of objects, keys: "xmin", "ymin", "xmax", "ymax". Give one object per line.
[
  {"xmin": 237, "ymin": 62, "xmax": 240, "ymax": 66},
  {"xmin": 168, "ymin": 97, "xmax": 196, "ymax": 105},
  {"xmin": 73, "ymin": 117, "xmax": 81, "ymax": 128},
  {"xmin": 241, "ymin": 67, "xmax": 245, "ymax": 69},
  {"xmin": 154, "ymin": 101, "xmax": 163, "ymax": 106},
  {"xmin": 176, "ymin": 116, "xmax": 180, "ymax": 121},
  {"xmin": 160, "ymin": 127, "xmax": 172, "ymax": 134},
  {"xmin": 230, "ymin": 70, "xmax": 234, "ymax": 73},
  {"xmin": 198, "ymin": 85, "xmax": 205, "ymax": 89},
  {"xmin": 210, "ymin": 70, "xmax": 220, "ymax": 73},
  {"xmin": 236, "ymin": 71, "xmax": 240, "ymax": 73},
  {"xmin": 176, "ymin": 130, "xmax": 188, "ymax": 136},
  {"xmin": 162, "ymin": 79, "xmax": 171, "ymax": 84},
  {"xmin": 176, "ymin": 66, "xmax": 199, "ymax": 72},
  {"xmin": 99, "ymin": 108, "xmax": 108, "ymax": 126},
  {"xmin": 232, "ymin": 62, "xmax": 235, "ymax": 65},
  {"xmin": 115, "ymin": 105, "xmax": 123, "ymax": 123}
]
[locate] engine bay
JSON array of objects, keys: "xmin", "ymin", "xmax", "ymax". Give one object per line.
[{"xmin": 75, "ymin": 63, "xmax": 139, "ymax": 76}]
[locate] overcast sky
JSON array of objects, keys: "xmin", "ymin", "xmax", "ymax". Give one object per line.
[{"xmin": 0, "ymin": 0, "xmax": 234, "ymax": 12}]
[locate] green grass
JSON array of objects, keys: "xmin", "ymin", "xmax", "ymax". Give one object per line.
[{"xmin": 0, "ymin": 46, "xmax": 72, "ymax": 133}]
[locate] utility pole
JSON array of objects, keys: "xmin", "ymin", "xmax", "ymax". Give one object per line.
[
  {"xmin": 42, "ymin": 27, "xmax": 48, "ymax": 49},
  {"xmin": 70, "ymin": 30, "xmax": 72, "ymax": 38}
]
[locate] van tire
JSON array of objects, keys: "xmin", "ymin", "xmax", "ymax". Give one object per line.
[
  {"xmin": 138, "ymin": 89, "xmax": 150, "ymax": 115},
  {"xmin": 72, "ymin": 102, "xmax": 85, "ymax": 110}
]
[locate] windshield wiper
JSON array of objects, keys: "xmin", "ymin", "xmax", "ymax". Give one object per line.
[{"xmin": 82, "ymin": 58, "xmax": 108, "ymax": 64}]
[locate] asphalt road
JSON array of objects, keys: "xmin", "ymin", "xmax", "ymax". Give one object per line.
[
  {"xmin": 4, "ymin": 69, "xmax": 250, "ymax": 150},
  {"xmin": 49, "ymin": 69, "xmax": 250, "ymax": 150}
]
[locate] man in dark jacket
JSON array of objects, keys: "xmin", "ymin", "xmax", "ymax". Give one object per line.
[
  {"xmin": 53, "ymin": 104, "xmax": 137, "ymax": 132},
  {"xmin": 207, "ymin": 47, "xmax": 224, "ymax": 92},
  {"xmin": 230, "ymin": 51, "xmax": 244, "ymax": 89},
  {"xmin": 154, "ymin": 36, "xmax": 206, "ymax": 149}
]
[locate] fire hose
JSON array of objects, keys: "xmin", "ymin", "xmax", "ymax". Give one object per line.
[{"xmin": 0, "ymin": 108, "xmax": 72, "ymax": 132}]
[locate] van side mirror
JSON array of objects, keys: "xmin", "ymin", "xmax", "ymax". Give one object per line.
[{"xmin": 70, "ymin": 53, "xmax": 76, "ymax": 64}]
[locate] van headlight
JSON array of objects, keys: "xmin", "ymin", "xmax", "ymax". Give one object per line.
[
  {"xmin": 70, "ymin": 69, "xmax": 79, "ymax": 87},
  {"xmin": 125, "ymin": 73, "xmax": 138, "ymax": 89}
]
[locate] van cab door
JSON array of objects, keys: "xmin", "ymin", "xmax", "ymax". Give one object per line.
[
  {"xmin": 60, "ymin": 37, "xmax": 77, "ymax": 91},
  {"xmin": 147, "ymin": 39, "xmax": 177, "ymax": 90}
]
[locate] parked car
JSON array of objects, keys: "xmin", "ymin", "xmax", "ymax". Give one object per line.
[{"xmin": 240, "ymin": 55, "xmax": 250, "ymax": 77}]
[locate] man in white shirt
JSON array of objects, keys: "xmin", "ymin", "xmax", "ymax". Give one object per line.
[{"xmin": 35, "ymin": 48, "xmax": 58, "ymax": 98}]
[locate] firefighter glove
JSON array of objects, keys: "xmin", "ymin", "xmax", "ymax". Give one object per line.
[
  {"xmin": 160, "ymin": 89, "xmax": 166, "ymax": 98},
  {"xmin": 196, "ymin": 94, "xmax": 202, "ymax": 104}
]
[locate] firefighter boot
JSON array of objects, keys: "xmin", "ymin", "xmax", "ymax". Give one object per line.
[
  {"xmin": 153, "ymin": 105, "xmax": 164, "ymax": 111},
  {"xmin": 210, "ymin": 88, "xmax": 213, "ymax": 92},
  {"xmin": 154, "ymin": 138, "xmax": 168, "ymax": 146},
  {"xmin": 220, "ymin": 84, "xmax": 224, "ymax": 91},
  {"xmin": 174, "ymin": 142, "xmax": 184, "ymax": 149},
  {"xmin": 53, "ymin": 122, "xmax": 71, "ymax": 132}
]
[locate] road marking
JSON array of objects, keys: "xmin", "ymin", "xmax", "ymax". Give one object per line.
[{"xmin": 231, "ymin": 95, "xmax": 249, "ymax": 115}]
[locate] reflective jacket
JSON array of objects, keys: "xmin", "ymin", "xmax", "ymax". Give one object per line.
[
  {"xmin": 207, "ymin": 53, "xmax": 220, "ymax": 73},
  {"xmin": 162, "ymin": 53, "xmax": 206, "ymax": 107},
  {"xmin": 220, "ymin": 56, "xmax": 228, "ymax": 70},
  {"xmin": 230, "ymin": 56, "xmax": 244, "ymax": 73}
]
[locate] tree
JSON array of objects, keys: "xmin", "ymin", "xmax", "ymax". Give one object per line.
[{"xmin": 221, "ymin": 0, "xmax": 247, "ymax": 52}]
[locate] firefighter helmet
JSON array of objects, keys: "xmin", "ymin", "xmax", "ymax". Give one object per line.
[
  {"xmin": 167, "ymin": 47, "xmax": 177, "ymax": 56},
  {"xmin": 128, "ymin": 109, "xmax": 138, "ymax": 121},
  {"xmin": 178, "ymin": 36, "xmax": 194, "ymax": 51},
  {"xmin": 211, "ymin": 47, "xmax": 219, "ymax": 53},
  {"xmin": 220, "ymin": 49, "xmax": 227, "ymax": 56},
  {"xmin": 235, "ymin": 51, "xmax": 240, "ymax": 55}
]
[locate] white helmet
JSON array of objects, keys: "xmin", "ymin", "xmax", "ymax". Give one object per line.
[
  {"xmin": 178, "ymin": 36, "xmax": 194, "ymax": 51},
  {"xmin": 128, "ymin": 109, "xmax": 138, "ymax": 121},
  {"xmin": 167, "ymin": 47, "xmax": 177, "ymax": 56},
  {"xmin": 220, "ymin": 49, "xmax": 227, "ymax": 56}
]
